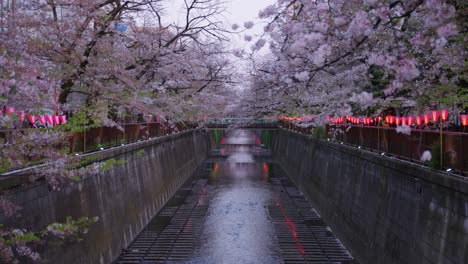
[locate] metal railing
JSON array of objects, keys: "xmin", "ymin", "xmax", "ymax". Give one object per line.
[
  {"xmin": 277, "ymin": 120, "xmax": 313, "ymax": 134},
  {"xmin": 69, "ymin": 122, "xmax": 197, "ymax": 153},
  {"xmin": 279, "ymin": 121, "xmax": 467, "ymax": 176},
  {"xmin": 330, "ymin": 125, "xmax": 467, "ymax": 176},
  {"xmin": 0, "ymin": 122, "xmax": 198, "ymax": 155}
]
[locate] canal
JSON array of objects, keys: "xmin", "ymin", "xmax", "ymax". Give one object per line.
[{"xmin": 116, "ymin": 129, "xmax": 356, "ymax": 264}]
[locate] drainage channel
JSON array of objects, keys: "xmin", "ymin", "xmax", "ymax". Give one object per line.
[{"xmin": 115, "ymin": 129, "xmax": 357, "ymax": 264}]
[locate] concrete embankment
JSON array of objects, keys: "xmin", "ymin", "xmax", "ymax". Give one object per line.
[
  {"xmin": 0, "ymin": 130, "xmax": 209, "ymax": 264},
  {"xmin": 274, "ymin": 128, "xmax": 467, "ymax": 264}
]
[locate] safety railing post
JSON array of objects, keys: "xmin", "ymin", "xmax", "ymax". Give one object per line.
[{"xmin": 461, "ymin": 134, "xmax": 464, "ymax": 175}]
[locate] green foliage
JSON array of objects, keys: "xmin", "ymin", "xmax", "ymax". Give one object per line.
[
  {"xmin": 429, "ymin": 141, "xmax": 441, "ymax": 170},
  {"xmin": 312, "ymin": 126, "xmax": 326, "ymax": 140},
  {"xmin": 99, "ymin": 158, "xmax": 125, "ymax": 172},
  {"xmin": 260, "ymin": 130, "xmax": 273, "ymax": 147},
  {"xmin": 0, "ymin": 215, "xmax": 98, "ymax": 263},
  {"xmin": 70, "ymin": 176, "xmax": 82, "ymax": 182},
  {"xmin": 56, "ymin": 109, "xmax": 105, "ymax": 135},
  {"xmin": 7, "ymin": 232, "xmax": 40, "ymax": 245},
  {"xmin": 0, "ymin": 158, "xmax": 11, "ymax": 174},
  {"xmin": 41, "ymin": 216, "xmax": 99, "ymax": 242},
  {"xmin": 212, "ymin": 130, "xmax": 223, "ymax": 145},
  {"xmin": 367, "ymin": 65, "xmax": 391, "ymax": 91},
  {"xmin": 135, "ymin": 149, "xmax": 145, "ymax": 157}
]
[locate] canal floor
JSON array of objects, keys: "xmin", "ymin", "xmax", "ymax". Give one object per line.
[{"xmin": 116, "ymin": 130, "xmax": 356, "ymax": 264}]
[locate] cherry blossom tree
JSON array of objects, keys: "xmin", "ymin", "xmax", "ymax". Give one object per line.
[
  {"xmin": 249, "ymin": 0, "xmax": 466, "ymax": 123},
  {"xmin": 0, "ymin": 0, "xmax": 234, "ymax": 261}
]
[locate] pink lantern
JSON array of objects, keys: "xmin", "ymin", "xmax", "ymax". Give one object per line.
[
  {"xmin": 60, "ymin": 115, "xmax": 67, "ymax": 124},
  {"xmin": 45, "ymin": 115, "xmax": 54, "ymax": 125},
  {"xmin": 402, "ymin": 117, "xmax": 407, "ymax": 125},
  {"xmin": 53, "ymin": 116, "xmax": 60, "ymax": 125},
  {"xmin": 408, "ymin": 116, "xmax": 414, "ymax": 126},
  {"xmin": 415, "ymin": 116, "xmax": 422, "ymax": 126},
  {"xmin": 6, "ymin": 107, "xmax": 15, "ymax": 116},
  {"xmin": 431, "ymin": 111, "xmax": 439, "ymax": 122},
  {"xmin": 440, "ymin": 109, "xmax": 449, "ymax": 122},
  {"xmin": 18, "ymin": 111, "xmax": 25, "ymax": 122},
  {"xmin": 423, "ymin": 114, "xmax": 430, "ymax": 125},
  {"xmin": 461, "ymin": 114, "xmax": 468, "ymax": 126},
  {"xmin": 38, "ymin": 115, "xmax": 46, "ymax": 125},
  {"xmin": 28, "ymin": 114, "xmax": 36, "ymax": 124}
]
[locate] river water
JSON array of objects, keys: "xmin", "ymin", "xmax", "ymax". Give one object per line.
[{"xmin": 116, "ymin": 129, "xmax": 355, "ymax": 264}]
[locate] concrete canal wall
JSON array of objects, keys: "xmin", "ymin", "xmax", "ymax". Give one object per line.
[
  {"xmin": 0, "ymin": 130, "xmax": 210, "ymax": 264},
  {"xmin": 274, "ymin": 128, "xmax": 467, "ymax": 264}
]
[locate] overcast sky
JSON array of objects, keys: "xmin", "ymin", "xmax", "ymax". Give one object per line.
[{"xmin": 163, "ymin": 0, "xmax": 276, "ymax": 49}]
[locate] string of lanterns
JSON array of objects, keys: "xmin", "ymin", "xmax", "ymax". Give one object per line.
[
  {"xmin": 328, "ymin": 110, "xmax": 468, "ymax": 127},
  {"xmin": 1, "ymin": 107, "xmax": 67, "ymax": 126}
]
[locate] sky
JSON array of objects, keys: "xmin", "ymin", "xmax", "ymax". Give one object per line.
[
  {"xmin": 163, "ymin": 0, "xmax": 276, "ymax": 50},
  {"xmin": 161, "ymin": 0, "xmax": 276, "ymax": 92}
]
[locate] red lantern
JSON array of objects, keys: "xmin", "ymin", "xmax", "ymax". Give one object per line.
[
  {"xmin": 407, "ymin": 116, "xmax": 414, "ymax": 126},
  {"xmin": 6, "ymin": 107, "xmax": 15, "ymax": 116},
  {"xmin": 415, "ymin": 116, "xmax": 422, "ymax": 126},
  {"xmin": 28, "ymin": 114, "xmax": 36, "ymax": 124},
  {"xmin": 431, "ymin": 111, "xmax": 439, "ymax": 122},
  {"xmin": 402, "ymin": 117, "xmax": 407, "ymax": 125},
  {"xmin": 440, "ymin": 109, "xmax": 449, "ymax": 122},
  {"xmin": 45, "ymin": 115, "xmax": 54, "ymax": 125},
  {"xmin": 396, "ymin": 117, "xmax": 401, "ymax": 126},
  {"xmin": 19, "ymin": 111, "xmax": 25, "ymax": 122},
  {"xmin": 461, "ymin": 114, "xmax": 468, "ymax": 126},
  {"xmin": 53, "ymin": 116, "xmax": 60, "ymax": 125},
  {"xmin": 389, "ymin": 116, "xmax": 395, "ymax": 124},
  {"xmin": 38, "ymin": 115, "xmax": 46, "ymax": 125},
  {"xmin": 423, "ymin": 114, "xmax": 430, "ymax": 125}
]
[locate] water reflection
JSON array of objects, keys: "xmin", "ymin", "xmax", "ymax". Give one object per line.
[
  {"xmin": 190, "ymin": 130, "xmax": 281, "ymax": 263},
  {"xmin": 226, "ymin": 153, "xmax": 255, "ymax": 163}
]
